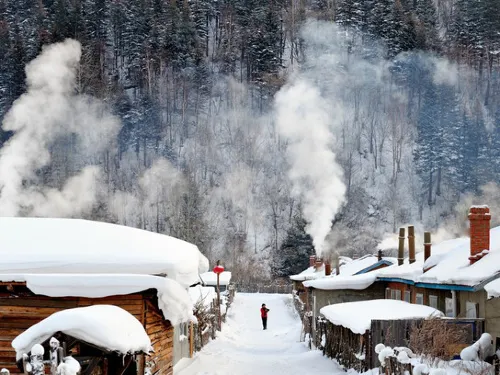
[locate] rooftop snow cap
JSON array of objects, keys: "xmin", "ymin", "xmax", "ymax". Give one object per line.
[{"xmin": 469, "ymin": 206, "xmax": 491, "ymax": 265}]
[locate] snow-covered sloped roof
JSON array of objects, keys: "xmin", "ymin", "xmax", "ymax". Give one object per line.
[
  {"xmin": 418, "ymin": 226, "xmax": 500, "ymax": 286},
  {"xmin": 0, "ymin": 274, "xmax": 195, "ymax": 325},
  {"xmin": 320, "ymin": 299, "xmax": 443, "ymax": 334},
  {"xmin": 302, "ymin": 255, "xmax": 395, "ymax": 290},
  {"xmin": 304, "ymin": 273, "xmax": 378, "ymax": 290},
  {"xmin": 378, "ymin": 226, "xmax": 500, "ymax": 287},
  {"xmin": 199, "ymin": 271, "xmax": 232, "ymax": 286},
  {"xmin": 289, "ymin": 256, "xmax": 353, "ymax": 281},
  {"xmin": 12, "ymin": 305, "xmax": 153, "ymax": 360},
  {"xmin": 0, "ymin": 217, "xmax": 209, "ymax": 287}
]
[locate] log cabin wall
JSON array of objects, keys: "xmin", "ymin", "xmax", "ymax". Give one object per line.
[{"xmin": 0, "ymin": 285, "xmax": 174, "ymax": 375}]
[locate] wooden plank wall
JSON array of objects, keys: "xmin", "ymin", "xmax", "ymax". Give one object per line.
[
  {"xmin": 0, "ymin": 290, "xmax": 173, "ymax": 375},
  {"xmin": 144, "ymin": 301, "xmax": 173, "ymax": 375}
]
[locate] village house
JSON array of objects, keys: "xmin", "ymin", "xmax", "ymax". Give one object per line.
[
  {"xmin": 292, "ymin": 253, "xmax": 395, "ymax": 319},
  {"xmin": 378, "ymin": 206, "xmax": 500, "ymax": 349},
  {"xmin": 0, "ymin": 217, "xmax": 209, "ymax": 375}
]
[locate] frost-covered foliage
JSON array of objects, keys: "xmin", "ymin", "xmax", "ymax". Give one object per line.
[{"xmin": 2, "ymin": 0, "xmax": 500, "ymax": 278}]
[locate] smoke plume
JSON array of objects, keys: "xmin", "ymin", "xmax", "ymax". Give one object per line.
[
  {"xmin": 275, "ymin": 80, "xmax": 346, "ymax": 257},
  {"xmin": 0, "ymin": 39, "xmax": 120, "ymax": 217}
]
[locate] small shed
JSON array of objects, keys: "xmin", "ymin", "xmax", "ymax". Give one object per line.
[
  {"xmin": 317, "ymin": 299, "xmax": 442, "ymax": 370},
  {"xmin": 0, "ymin": 218, "xmax": 209, "ymax": 375},
  {"xmin": 12, "ymin": 305, "xmax": 152, "ymax": 375}
]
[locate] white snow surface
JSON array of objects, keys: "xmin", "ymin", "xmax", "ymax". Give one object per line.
[
  {"xmin": 175, "ymin": 293, "xmax": 343, "ymax": 375},
  {"xmin": 378, "ymin": 227, "xmax": 500, "ymax": 287},
  {"xmin": 0, "ymin": 217, "xmax": 209, "ymax": 287},
  {"xmin": 320, "ymin": 300, "xmax": 443, "ymax": 334},
  {"xmin": 12, "ymin": 305, "xmax": 153, "ymax": 360},
  {"xmin": 57, "ymin": 357, "xmax": 81, "ymax": 375},
  {"xmin": 290, "ymin": 255, "xmax": 386, "ymax": 282},
  {"xmin": 302, "ymin": 255, "xmax": 395, "ymax": 290},
  {"xmin": 189, "ymin": 285, "xmax": 216, "ymax": 307},
  {"xmin": 303, "ymin": 273, "xmax": 377, "ymax": 290},
  {"xmin": 199, "ymin": 271, "xmax": 232, "ymax": 286},
  {"xmin": 0, "ymin": 273, "xmax": 195, "ymax": 325}
]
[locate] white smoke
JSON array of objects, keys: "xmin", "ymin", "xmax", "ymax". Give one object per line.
[
  {"xmin": 0, "ymin": 39, "xmax": 120, "ymax": 217},
  {"xmin": 275, "ymin": 80, "xmax": 346, "ymax": 257}
]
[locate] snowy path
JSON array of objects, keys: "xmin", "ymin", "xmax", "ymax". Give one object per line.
[{"xmin": 175, "ymin": 293, "xmax": 343, "ymax": 375}]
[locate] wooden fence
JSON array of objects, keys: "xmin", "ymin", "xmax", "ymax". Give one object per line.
[
  {"xmin": 304, "ymin": 316, "xmax": 485, "ymax": 371},
  {"xmin": 192, "ymin": 286, "xmax": 236, "ymax": 353}
]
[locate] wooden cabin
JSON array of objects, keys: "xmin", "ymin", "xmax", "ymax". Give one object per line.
[
  {"xmin": 0, "ymin": 284, "xmax": 175, "ymax": 375},
  {"xmin": 0, "ymin": 217, "xmax": 209, "ymax": 375}
]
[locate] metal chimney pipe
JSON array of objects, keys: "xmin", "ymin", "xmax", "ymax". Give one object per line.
[
  {"xmin": 424, "ymin": 232, "xmax": 431, "ymax": 262},
  {"xmin": 408, "ymin": 226, "xmax": 416, "ymax": 264},
  {"xmin": 398, "ymin": 227, "xmax": 405, "ymax": 266}
]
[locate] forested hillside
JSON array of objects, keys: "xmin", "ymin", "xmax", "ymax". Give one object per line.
[{"xmin": 1, "ymin": 0, "xmax": 500, "ymax": 281}]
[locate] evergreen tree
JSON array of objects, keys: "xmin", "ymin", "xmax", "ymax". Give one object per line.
[{"xmin": 271, "ymin": 214, "xmax": 314, "ymax": 278}]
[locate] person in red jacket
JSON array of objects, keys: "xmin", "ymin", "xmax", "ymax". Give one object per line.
[{"xmin": 260, "ymin": 303, "xmax": 270, "ymax": 330}]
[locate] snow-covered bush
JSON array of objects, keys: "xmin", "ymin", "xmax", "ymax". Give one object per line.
[{"xmin": 460, "ymin": 333, "xmax": 494, "ymax": 361}]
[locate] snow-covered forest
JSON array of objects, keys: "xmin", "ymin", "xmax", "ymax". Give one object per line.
[{"xmin": 1, "ymin": 0, "xmax": 500, "ymax": 281}]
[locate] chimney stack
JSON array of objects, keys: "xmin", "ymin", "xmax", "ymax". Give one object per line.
[
  {"xmin": 398, "ymin": 227, "xmax": 405, "ymax": 266},
  {"xmin": 377, "ymin": 249, "xmax": 383, "ymax": 262},
  {"xmin": 325, "ymin": 260, "xmax": 332, "ymax": 276},
  {"xmin": 309, "ymin": 255, "xmax": 316, "ymax": 267},
  {"xmin": 315, "ymin": 258, "xmax": 323, "ymax": 269},
  {"xmin": 469, "ymin": 206, "xmax": 491, "ymax": 265},
  {"xmin": 424, "ymin": 232, "xmax": 431, "ymax": 262},
  {"xmin": 408, "ymin": 226, "xmax": 416, "ymax": 264}
]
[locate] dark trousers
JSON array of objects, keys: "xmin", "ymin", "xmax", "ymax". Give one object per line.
[{"xmin": 262, "ymin": 317, "xmax": 267, "ymax": 329}]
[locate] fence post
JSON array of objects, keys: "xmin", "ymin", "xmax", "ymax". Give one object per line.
[
  {"xmin": 49, "ymin": 337, "xmax": 60, "ymax": 375},
  {"xmin": 30, "ymin": 345, "xmax": 45, "ymax": 375}
]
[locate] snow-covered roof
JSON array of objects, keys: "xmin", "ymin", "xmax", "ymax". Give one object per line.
[
  {"xmin": 289, "ymin": 256, "xmax": 354, "ymax": 281},
  {"xmin": 199, "ymin": 271, "xmax": 232, "ymax": 286},
  {"xmin": 320, "ymin": 300, "xmax": 443, "ymax": 334},
  {"xmin": 12, "ymin": 305, "xmax": 153, "ymax": 360},
  {"xmin": 485, "ymin": 278, "xmax": 500, "ymax": 298},
  {"xmin": 378, "ymin": 226, "xmax": 500, "ymax": 288},
  {"xmin": 304, "ymin": 273, "xmax": 378, "ymax": 290},
  {"xmin": 301, "ymin": 255, "xmax": 395, "ymax": 290},
  {"xmin": 0, "ymin": 217, "xmax": 209, "ymax": 288},
  {"xmin": 0, "ymin": 274, "xmax": 195, "ymax": 325},
  {"xmin": 189, "ymin": 285, "xmax": 216, "ymax": 307}
]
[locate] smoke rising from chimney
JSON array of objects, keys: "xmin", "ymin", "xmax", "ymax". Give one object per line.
[
  {"xmin": 0, "ymin": 39, "xmax": 120, "ymax": 217},
  {"xmin": 275, "ymin": 80, "xmax": 346, "ymax": 257}
]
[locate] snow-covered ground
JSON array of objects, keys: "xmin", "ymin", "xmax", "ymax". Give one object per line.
[{"xmin": 175, "ymin": 293, "xmax": 342, "ymax": 375}]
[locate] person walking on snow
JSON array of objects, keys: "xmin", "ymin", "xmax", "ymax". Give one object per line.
[{"xmin": 261, "ymin": 303, "xmax": 270, "ymax": 330}]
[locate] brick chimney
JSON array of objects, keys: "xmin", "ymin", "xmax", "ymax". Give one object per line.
[
  {"xmin": 424, "ymin": 232, "xmax": 431, "ymax": 262},
  {"xmin": 408, "ymin": 226, "xmax": 416, "ymax": 264},
  {"xmin": 315, "ymin": 258, "xmax": 323, "ymax": 269},
  {"xmin": 325, "ymin": 260, "xmax": 332, "ymax": 276},
  {"xmin": 309, "ymin": 255, "xmax": 316, "ymax": 267},
  {"xmin": 469, "ymin": 206, "xmax": 491, "ymax": 265}
]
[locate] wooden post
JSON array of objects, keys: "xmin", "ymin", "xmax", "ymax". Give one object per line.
[
  {"xmin": 30, "ymin": 344, "xmax": 45, "ymax": 375},
  {"xmin": 189, "ymin": 322, "xmax": 194, "ymax": 357},
  {"xmin": 217, "ymin": 271, "xmax": 221, "ymax": 330},
  {"xmin": 424, "ymin": 232, "xmax": 432, "ymax": 261},
  {"xmin": 398, "ymin": 227, "xmax": 405, "ymax": 266},
  {"xmin": 408, "ymin": 226, "xmax": 416, "ymax": 264},
  {"xmin": 49, "ymin": 337, "xmax": 60, "ymax": 375}
]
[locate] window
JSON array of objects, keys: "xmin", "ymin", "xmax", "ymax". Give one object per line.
[
  {"xmin": 445, "ymin": 298, "xmax": 454, "ymax": 317},
  {"xmin": 385, "ymin": 288, "xmax": 391, "ymax": 299},
  {"xmin": 429, "ymin": 295, "xmax": 438, "ymax": 309},
  {"xmin": 416, "ymin": 293, "xmax": 424, "ymax": 304},
  {"xmin": 466, "ymin": 301, "xmax": 478, "ymax": 318},
  {"xmin": 404, "ymin": 291, "xmax": 411, "ymax": 303},
  {"xmin": 390, "ymin": 289, "xmax": 401, "ymax": 300}
]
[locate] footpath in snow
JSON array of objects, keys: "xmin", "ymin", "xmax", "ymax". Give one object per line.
[{"xmin": 175, "ymin": 293, "xmax": 343, "ymax": 375}]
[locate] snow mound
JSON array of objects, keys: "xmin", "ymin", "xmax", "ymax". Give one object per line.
[
  {"xmin": 320, "ymin": 300, "xmax": 442, "ymax": 334},
  {"xmin": 0, "ymin": 217, "xmax": 208, "ymax": 288},
  {"xmin": 303, "ymin": 273, "xmax": 377, "ymax": 290},
  {"xmin": 12, "ymin": 305, "xmax": 153, "ymax": 360}
]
